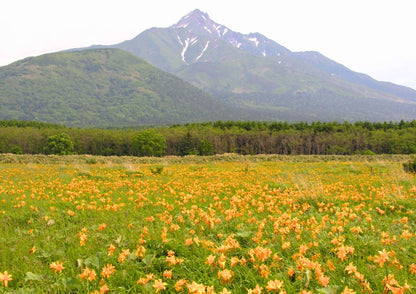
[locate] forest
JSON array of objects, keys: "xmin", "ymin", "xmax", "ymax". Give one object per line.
[{"xmin": 1, "ymin": 120, "xmax": 416, "ymax": 156}]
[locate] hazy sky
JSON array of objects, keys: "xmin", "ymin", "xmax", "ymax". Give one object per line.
[{"xmin": 1, "ymin": 0, "xmax": 415, "ymax": 89}]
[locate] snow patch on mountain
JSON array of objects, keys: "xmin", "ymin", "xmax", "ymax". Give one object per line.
[
  {"xmin": 195, "ymin": 41, "xmax": 210, "ymax": 61},
  {"xmin": 229, "ymin": 38, "xmax": 242, "ymax": 48},
  {"xmin": 213, "ymin": 24, "xmax": 222, "ymax": 37},
  {"xmin": 204, "ymin": 26, "xmax": 212, "ymax": 34},
  {"xmin": 247, "ymin": 37, "xmax": 259, "ymax": 47},
  {"xmin": 176, "ymin": 22, "xmax": 190, "ymax": 29},
  {"xmin": 181, "ymin": 38, "xmax": 191, "ymax": 64}
]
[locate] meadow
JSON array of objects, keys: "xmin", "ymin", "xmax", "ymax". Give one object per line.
[{"xmin": 0, "ymin": 155, "xmax": 415, "ymax": 293}]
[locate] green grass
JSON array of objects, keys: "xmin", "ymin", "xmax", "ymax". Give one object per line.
[{"xmin": 0, "ymin": 155, "xmax": 415, "ymax": 293}]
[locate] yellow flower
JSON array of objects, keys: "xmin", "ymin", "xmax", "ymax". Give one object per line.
[
  {"xmin": 266, "ymin": 279, "xmax": 284, "ymax": 292},
  {"xmin": 218, "ymin": 269, "xmax": 234, "ymax": 284},
  {"xmin": 163, "ymin": 269, "xmax": 172, "ymax": 279},
  {"xmin": 101, "ymin": 263, "xmax": 116, "ymax": 278},
  {"xmin": 0, "ymin": 271, "xmax": 12, "ymax": 287},
  {"xmin": 49, "ymin": 261, "xmax": 65, "ymax": 273},
  {"xmin": 79, "ymin": 266, "xmax": 96, "ymax": 281},
  {"xmin": 248, "ymin": 285, "xmax": 263, "ymax": 294},
  {"xmin": 174, "ymin": 279, "xmax": 187, "ymax": 291},
  {"xmin": 152, "ymin": 279, "xmax": 167, "ymax": 292}
]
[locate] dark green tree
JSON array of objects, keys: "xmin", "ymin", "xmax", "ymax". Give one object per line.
[
  {"xmin": 131, "ymin": 130, "xmax": 167, "ymax": 157},
  {"xmin": 45, "ymin": 133, "xmax": 74, "ymax": 155},
  {"xmin": 178, "ymin": 131, "xmax": 198, "ymax": 156},
  {"xmin": 197, "ymin": 139, "xmax": 214, "ymax": 156}
]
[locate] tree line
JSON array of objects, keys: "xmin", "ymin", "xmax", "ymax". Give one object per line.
[{"xmin": 1, "ymin": 120, "xmax": 416, "ymax": 156}]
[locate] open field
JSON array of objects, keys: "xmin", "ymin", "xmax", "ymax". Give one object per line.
[{"xmin": 0, "ymin": 155, "xmax": 415, "ymax": 293}]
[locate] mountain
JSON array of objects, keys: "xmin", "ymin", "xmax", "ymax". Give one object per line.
[
  {"xmin": 2, "ymin": 9, "xmax": 415, "ymax": 126},
  {"xmin": 0, "ymin": 48, "xmax": 250, "ymax": 127},
  {"xmin": 87, "ymin": 9, "xmax": 416, "ymax": 122}
]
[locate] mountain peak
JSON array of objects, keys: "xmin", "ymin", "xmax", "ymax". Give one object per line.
[{"xmin": 172, "ymin": 9, "xmax": 213, "ymax": 29}]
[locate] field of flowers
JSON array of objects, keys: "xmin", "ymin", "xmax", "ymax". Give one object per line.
[{"xmin": 0, "ymin": 157, "xmax": 415, "ymax": 293}]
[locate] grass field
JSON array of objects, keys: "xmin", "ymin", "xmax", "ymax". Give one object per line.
[{"xmin": 0, "ymin": 155, "xmax": 415, "ymax": 293}]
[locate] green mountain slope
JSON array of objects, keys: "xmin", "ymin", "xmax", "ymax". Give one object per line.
[
  {"xmin": 0, "ymin": 49, "xmax": 248, "ymax": 126},
  {"xmin": 91, "ymin": 9, "xmax": 416, "ymax": 122}
]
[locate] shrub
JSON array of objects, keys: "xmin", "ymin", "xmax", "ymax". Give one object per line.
[
  {"xmin": 403, "ymin": 158, "xmax": 416, "ymax": 173},
  {"xmin": 44, "ymin": 133, "xmax": 74, "ymax": 155},
  {"xmin": 132, "ymin": 130, "xmax": 167, "ymax": 157}
]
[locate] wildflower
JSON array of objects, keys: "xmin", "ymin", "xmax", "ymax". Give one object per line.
[
  {"xmin": 345, "ymin": 263, "xmax": 357, "ymax": 275},
  {"xmin": 230, "ymin": 256, "xmax": 240, "ymax": 267},
  {"xmin": 185, "ymin": 238, "xmax": 193, "ymax": 246},
  {"xmin": 266, "ymin": 279, "xmax": 284, "ymax": 292},
  {"xmin": 187, "ymin": 281, "xmax": 207, "ymax": 294},
  {"xmin": 137, "ymin": 273, "xmax": 155, "ymax": 285},
  {"xmin": 350, "ymin": 226, "xmax": 363, "ymax": 235},
  {"xmin": 382, "ymin": 274, "xmax": 410, "ymax": 293},
  {"xmin": 107, "ymin": 243, "xmax": 116, "ymax": 256},
  {"xmin": 0, "ymin": 271, "xmax": 12, "ymax": 287},
  {"xmin": 99, "ymin": 284, "xmax": 110, "ymax": 293},
  {"xmin": 373, "ymin": 249, "xmax": 390, "ymax": 267},
  {"xmin": 341, "ymin": 286, "xmax": 356, "ymax": 294},
  {"xmin": 287, "ymin": 267, "xmax": 295, "ymax": 278},
  {"xmin": 28, "ymin": 246, "xmax": 36, "ymax": 254},
  {"xmin": 400, "ymin": 229, "xmax": 412, "ymax": 240},
  {"xmin": 317, "ymin": 275, "xmax": 330, "ymax": 287},
  {"xmin": 218, "ymin": 269, "xmax": 234, "ymax": 284},
  {"xmin": 101, "ymin": 263, "xmax": 116, "ymax": 278},
  {"xmin": 281, "ymin": 241, "xmax": 290, "ymax": 250},
  {"xmin": 174, "ymin": 279, "xmax": 187, "ymax": 291},
  {"xmin": 410, "ymin": 263, "xmax": 416, "ymax": 275},
  {"xmin": 163, "ymin": 269, "xmax": 172, "ymax": 279},
  {"xmin": 49, "ymin": 261, "xmax": 65, "ymax": 273},
  {"xmin": 153, "ymin": 279, "xmax": 167, "ymax": 292},
  {"xmin": 206, "ymin": 254, "xmax": 216, "ymax": 267},
  {"xmin": 118, "ymin": 249, "xmax": 130, "ymax": 263},
  {"xmin": 326, "ymin": 260, "xmax": 335, "ymax": 271},
  {"xmin": 259, "ymin": 264, "xmax": 271, "ymax": 278},
  {"xmin": 219, "ymin": 288, "xmax": 232, "ymax": 294},
  {"xmin": 218, "ymin": 254, "xmax": 227, "ymax": 269},
  {"xmin": 248, "ymin": 285, "xmax": 263, "ymax": 294},
  {"xmin": 79, "ymin": 233, "xmax": 88, "ymax": 246},
  {"xmin": 79, "ymin": 266, "xmax": 96, "ymax": 281},
  {"xmin": 98, "ymin": 223, "xmax": 107, "ymax": 231}
]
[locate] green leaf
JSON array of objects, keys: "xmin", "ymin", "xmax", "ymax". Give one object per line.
[
  {"xmin": 316, "ymin": 286, "xmax": 341, "ymax": 294},
  {"xmin": 84, "ymin": 256, "xmax": 100, "ymax": 268},
  {"xmin": 9, "ymin": 288, "xmax": 37, "ymax": 294},
  {"xmin": 24, "ymin": 272, "xmax": 43, "ymax": 281},
  {"xmin": 55, "ymin": 277, "xmax": 82, "ymax": 289},
  {"xmin": 235, "ymin": 231, "xmax": 251, "ymax": 238},
  {"xmin": 142, "ymin": 254, "xmax": 155, "ymax": 266}
]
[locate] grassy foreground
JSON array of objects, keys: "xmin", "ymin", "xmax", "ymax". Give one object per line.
[{"xmin": 0, "ymin": 155, "xmax": 415, "ymax": 293}]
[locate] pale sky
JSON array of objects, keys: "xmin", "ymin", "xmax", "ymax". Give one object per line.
[{"xmin": 1, "ymin": 0, "xmax": 415, "ymax": 89}]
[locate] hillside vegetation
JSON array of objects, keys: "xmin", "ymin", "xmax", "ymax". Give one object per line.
[
  {"xmin": 96, "ymin": 9, "xmax": 416, "ymax": 122},
  {"xmin": 1, "ymin": 120, "xmax": 416, "ymax": 156},
  {"xmin": 0, "ymin": 49, "xmax": 245, "ymax": 127}
]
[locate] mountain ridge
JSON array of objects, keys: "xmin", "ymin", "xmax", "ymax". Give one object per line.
[
  {"xmin": 96, "ymin": 9, "xmax": 416, "ymax": 106},
  {"xmin": 0, "ymin": 48, "xmax": 257, "ymax": 126},
  {"xmin": 1, "ymin": 9, "xmax": 415, "ymax": 126}
]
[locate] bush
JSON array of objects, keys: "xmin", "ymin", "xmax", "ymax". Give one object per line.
[
  {"xmin": 198, "ymin": 139, "xmax": 214, "ymax": 156},
  {"xmin": 132, "ymin": 130, "xmax": 167, "ymax": 157},
  {"xmin": 149, "ymin": 165, "xmax": 164, "ymax": 175},
  {"xmin": 403, "ymin": 158, "xmax": 416, "ymax": 173},
  {"xmin": 44, "ymin": 133, "xmax": 74, "ymax": 155}
]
